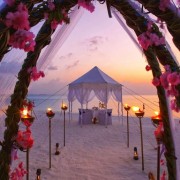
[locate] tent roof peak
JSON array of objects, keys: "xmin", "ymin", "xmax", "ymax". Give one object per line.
[{"xmin": 69, "ymin": 66, "xmax": 121, "ymax": 86}]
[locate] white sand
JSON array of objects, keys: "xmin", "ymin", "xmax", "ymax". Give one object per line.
[{"xmin": 1, "ymin": 111, "xmax": 180, "ymax": 179}]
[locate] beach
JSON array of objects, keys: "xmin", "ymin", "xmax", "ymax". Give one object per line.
[{"xmin": 5, "ymin": 110, "xmax": 179, "ymax": 180}]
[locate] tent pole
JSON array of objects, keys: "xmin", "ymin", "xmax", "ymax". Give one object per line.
[
  {"xmin": 105, "ymin": 103, "xmax": 107, "ymax": 128},
  {"xmin": 81, "ymin": 104, "xmax": 83, "ymax": 127},
  {"xmin": 118, "ymin": 102, "xmax": 120, "ymax": 122},
  {"xmin": 71, "ymin": 101, "xmax": 72, "ymax": 121},
  {"xmin": 121, "ymin": 86, "xmax": 123, "ymax": 125},
  {"xmin": 68, "ymin": 101, "xmax": 70, "ymax": 124},
  {"xmin": 105, "ymin": 87, "xmax": 108, "ymax": 128}
]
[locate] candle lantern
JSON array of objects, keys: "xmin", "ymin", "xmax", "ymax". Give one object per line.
[
  {"xmin": 36, "ymin": 169, "xmax": 41, "ymax": 180},
  {"xmin": 124, "ymin": 104, "xmax": 131, "ymax": 148},
  {"xmin": 21, "ymin": 108, "xmax": 34, "ymax": 127},
  {"xmin": 124, "ymin": 104, "xmax": 131, "ymax": 111},
  {"xmin": 61, "ymin": 102, "xmax": 68, "ymax": 147},
  {"xmin": 151, "ymin": 111, "xmax": 162, "ymax": 127},
  {"xmin": 46, "ymin": 108, "xmax": 55, "ymax": 118},
  {"xmin": 55, "ymin": 143, "xmax": 60, "ymax": 155},
  {"xmin": 133, "ymin": 147, "xmax": 139, "ymax": 160},
  {"xmin": 46, "ymin": 108, "xmax": 55, "ymax": 169},
  {"xmin": 132, "ymin": 106, "xmax": 145, "ymax": 171},
  {"xmin": 61, "ymin": 103, "xmax": 68, "ymax": 111},
  {"xmin": 20, "ymin": 104, "xmax": 34, "ymax": 180}
]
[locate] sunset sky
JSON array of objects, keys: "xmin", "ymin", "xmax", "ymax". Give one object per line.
[
  {"xmin": 0, "ymin": 2, "xmax": 178, "ymax": 95},
  {"xmin": 29, "ymin": 3, "xmax": 157, "ymax": 95}
]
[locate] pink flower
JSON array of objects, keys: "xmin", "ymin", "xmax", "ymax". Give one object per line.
[
  {"xmin": 16, "ymin": 129, "xmax": 34, "ymax": 149},
  {"xmin": 138, "ymin": 33, "xmax": 151, "ymax": 50},
  {"xmin": 10, "ymin": 162, "xmax": 27, "ymax": 180},
  {"xmin": 167, "ymin": 72, "xmax": 179, "ymax": 85},
  {"xmin": 28, "ymin": 67, "xmax": 45, "ymax": 81},
  {"xmin": 78, "ymin": 0, "xmax": 95, "ymax": 13},
  {"xmin": 161, "ymin": 170, "xmax": 166, "ymax": 180},
  {"xmin": 160, "ymin": 72, "xmax": 169, "ymax": 89},
  {"xmin": 51, "ymin": 19, "xmax": 58, "ymax": 30},
  {"xmin": 4, "ymin": 0, "xmax": 15, "ymax": 6},
  {"xmin": 167, "ymin": 85, "xmax": 179, "ymax": 97},
  {"xmin": 159, "ymin": 0, "xmax": 170, "ymax": 11},
  {"xmin": 160, "ymin": 159, "xmax": 165, "ymax": 166},
  {"xmin": 154, "ymin": 122, "xmax": 164, "ymax": 140},
  {"xmin": 152, "ymin": 77, "xmax": 161, "ymax": 86},
  {"xmin": 8, "ymin": 30, "xmax": 35, "ymax": 52},
  {"xmin": 145, "ymin": 65, "xmax": 151, "ymax": 71},
  {"xmin": 5, "ymin": 3, "xmax": 30, "ymax": 30},
  {"xmin": 148, "ymin": 33, "xmax": 165, "ymax": 46}
]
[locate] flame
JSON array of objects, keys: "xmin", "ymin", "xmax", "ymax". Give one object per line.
[
  {"xmin": 154, "ymin": 111, "xmax": 159, "ymax": 116},
  {"xmin": 132, "ymin": 106, "xmax": 139, "ymax": 112},
  {"xmin": 47, "ymin": 108, "xmax": 52, "ymax": 112},
  {"xmin": 61, "ymin": 103, "xmax": 67, "ymax": 108},
  {"xmin": 22, "ymin": 109, "xmax": 28, "ymax": 116}
]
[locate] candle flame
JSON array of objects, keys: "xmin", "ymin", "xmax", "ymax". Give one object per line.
[
  {"xmin": 154, "ymin": 111, "xmax": 159, "ymax": 116},
  {"xmin": 22, "ymin": 109, "xmax": 28, "ymax": 116},
  {"xmin": 62, "ymin": 103, "xmax": 66, "ymax": 108},
  {"xmin": 47, "ymin": 108, "xmax": 52, "ymax": 112},
  {"xmin": 132, "ymin": 106, "xmax": 139, "ymax": 112}
]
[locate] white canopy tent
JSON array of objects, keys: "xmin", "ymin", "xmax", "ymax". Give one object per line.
[{"xmin": 67, "ymin": 66, "xmax": 123, "ymax": 125}]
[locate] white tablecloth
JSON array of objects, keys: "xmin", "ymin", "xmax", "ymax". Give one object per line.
[{"xmin": 79, "ymin": 109, "xmax": 112, "ymax": 125}]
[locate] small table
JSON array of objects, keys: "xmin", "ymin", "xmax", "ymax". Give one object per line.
[{"xmin": 78, "ymin": 109, "xmax": 112, "ymax": 125}]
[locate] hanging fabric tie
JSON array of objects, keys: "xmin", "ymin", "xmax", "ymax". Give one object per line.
[{"xmin": 106, "ymin": 0, "xmax": 112, "ymax": 18}]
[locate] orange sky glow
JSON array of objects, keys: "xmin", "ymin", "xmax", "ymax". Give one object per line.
[{"xmin": 29, "ymin": 3, "xmax": 179, "ymax": 95}]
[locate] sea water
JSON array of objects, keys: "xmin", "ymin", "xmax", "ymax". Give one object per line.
[{"xmin": 27, "ymin": 94, "xmax": 180, "ymax": 119}]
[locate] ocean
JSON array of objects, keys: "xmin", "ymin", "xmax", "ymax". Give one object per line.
[{"xmin": 27, "ymin": 94, "xmax": 180, "ymax": 119}]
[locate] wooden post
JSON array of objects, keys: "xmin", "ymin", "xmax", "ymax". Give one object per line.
[
  {"xmin": 49, "ymin": 118, "xmax": 51, "ymax": 168},
  {"xmin": 127, "ymin": 110, "xmax": 129, "ymax": 148},
  {"xmin": 139, "ymin": 117, "xmax": 144, "ymax": 171},
  {"xmin": 64, "ymin": 110, "xmax": 66, "ymax": 147}
]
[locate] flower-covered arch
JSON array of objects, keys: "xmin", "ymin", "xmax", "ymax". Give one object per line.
[{"xmin": 0, "ymin": 0, "xmax": 180, "ymax": 179}]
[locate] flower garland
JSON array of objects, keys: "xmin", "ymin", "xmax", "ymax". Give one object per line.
[
  {"xmin": 28, "ymin": 67, "xmax": 45, "ymax": 81},
  {"xmin": 136, "ymin": 0, "xmax": 180, "ymax": 50},
  {"xmin": 0, "ymin": 1, "xmax": 95, "ymax": 179},
  {"xmin": 151, "ymin": 65, "xmax": 180, "ymax": 112},
  {"xmin": 3, "ymin": 2, "xmax": 36, "ymax": 52},
  {"xmin": 154, "ymin": 122, "xmax": 167, "ymax": 180},
  {"xmin": 138, "ymin": 21, "xmax": 165, "ymax": 50},
  {"xmin": 8, "ymin": 99, "xmax": 34, "ymax": 179},
  {"xmin": 110, "ymin": 1, "xmax": 178, "ymax": 179}
]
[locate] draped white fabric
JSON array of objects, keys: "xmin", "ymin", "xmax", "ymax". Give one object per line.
[
  {"xmin": 68, "ymin": 86, "xmax": 121, "ymax": 105},
  {"xmin": 37, "ymin": 5, "xmax": 84, "ymax": 70},
  {"xmin": 93, "ymin": 88, "xmax": 109, "ymax": 104},
  {"xmin": 0, "ymin": 5, "xmax": 82, "ymax": 117},
  {"xmin": 111, "ymin": 87, "xmax": 122, "ymax": 102},
  {"xmin": 75, "ymin": 88, "xmax": 92, "ymax": 104}
]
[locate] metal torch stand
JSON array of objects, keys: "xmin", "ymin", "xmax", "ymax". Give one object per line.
[
  {"xmin": 127, "ymin": 111, "xmax": 129, "ymax": 148},
  {"xmin": 26, "ymin": 148, "xmax": 29, "ymax": 180},
  {"xmin": 157, "ymin": 138, "xmax": 161, "ymax": 180},
  {"xmin": 63, "ymin": 110, "xmax": 66, "ymax": 147},
  {"xmin": 139, "ymin": 117, "xmax": 144, "ymax": 171},
  {"xmin": 49, "ymin": 117, "xmax": 51, "ymax": 169}
]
